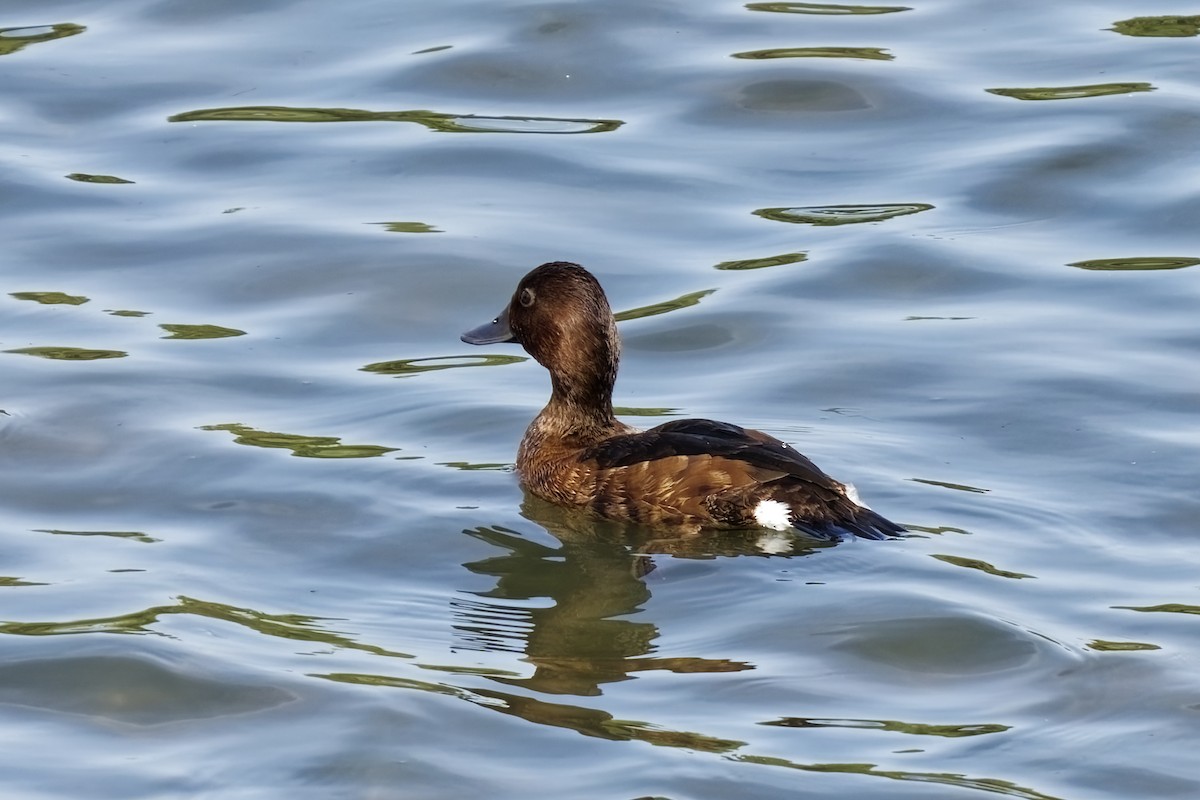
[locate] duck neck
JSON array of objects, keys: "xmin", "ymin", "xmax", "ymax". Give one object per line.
[
  {"xmin": 523, "ymin": 309, "xmax": 627, "ymax": 445},
  {"xmin": 541, "ymin": 367, "xmax": 620, "ymax": 441}
]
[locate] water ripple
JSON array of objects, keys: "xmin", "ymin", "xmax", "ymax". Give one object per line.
[
  {"xmin": 34, "ymin": 528, "xmax": 160, "ymax": 544},
  {"xmin": 65, "ymin": 173, "xmax": 135, "ymax": 184},
  {"xmin": 159, "ymin": 324, "xmax": 246, "ymax": 339},
  {"xmin": 1066, "ymin": 256, "xmax": 1199, "ymax": 271},
  {"xmin": 370, "ymin": 221, "xmax": 443, "ymax": 234},
  {"xmin": 911, "ymin": 477, "xmax": 990, "ymax": 494},
  {"xmin": 1087, "ymin": 640, "xmax": 1161, "ymax": 652},
  {"xmin": 761, "ymin": 716, "xmax": 1010, "ymax": 737},
  {"xmin": 10, "ymin": 291, "xmax": 88, "ymax": 305},
  {"xmin": 931, "ymin": 554, "xmax": 1035, "ymax": 580},
  {"xmin": 0, "ymin": 23, "xmax": 85, "ymax": 56},
  {"xmin": 745, "ymin": 2, "xmax": 910, "ymax": 14},
  {"xmin": 0, "ymin": 655, "xmax": 294, "ymax": 725},
  {"xmin": 733, "ymin": 47, "xmax": 893, "ymax": 61},
  {"xmin": 614, "ymin": 289, "xmax": 716, "ymax": 322},
  {"xmin": 361, "ymin": 354, "xmax": 527, "ymax": 376},
  {"xmin": 0, "ymin": 576, "xmax": 47, "ymax": 587},
  {"xmin": 201, "ymin": 422, "xmax": 398, "ymax": 459},
  {"xmin": 1110, "ymin": 16, "xmax": 1200, "ymax": 37},
  {"xmin": 169, "ymin": 106, "xmax": 624, "ymax": 134},
  {"xmin": 986, "ymin": 83, "xmax": 1155, "ymax": 101},
  {"xmin": 754, "ymin": 203, "xmax": 933, "ymax": 225},
  {"xmin": 714, "ymin": 252, "xmax": 807, "ymax": 271},
  {"xmin": 1115, "ymin": 603, "xmax": 1200, "ymax": 616},
  {"xmin": 4, "ymin": 346, "xmax": 127, "ymax": 361},
  {"xmin": 1, "ymin": 596, "xmax": 411, "ymax": 657},
  {"xmin": 729, "ymin": 754, "xmax": 1064, "ymax": 800}
]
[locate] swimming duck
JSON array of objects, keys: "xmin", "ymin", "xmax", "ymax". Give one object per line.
[{"xmin": 462, "ymin": 261, "xmax": 903, "ymax": 540}]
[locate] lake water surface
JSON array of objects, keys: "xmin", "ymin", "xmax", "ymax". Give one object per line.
[{"xmin": 3, "ymin": 1, "xmax": 1199, "ymax": 798}]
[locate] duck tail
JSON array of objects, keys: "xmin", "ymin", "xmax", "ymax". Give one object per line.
[
  {"xmin": 793, "ymin": 507, "xmax": 906, "ymax": 542},
  {"xmin": 842, "ymin": 507, "xmax": 906, "ymax": 540}
]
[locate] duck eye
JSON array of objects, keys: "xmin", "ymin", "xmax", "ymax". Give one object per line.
[{"xmin": 519, "ymin": 288, "xmax": 536, "ymax": 308}]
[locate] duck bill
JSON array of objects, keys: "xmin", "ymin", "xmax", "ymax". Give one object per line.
[{"xmin": 461, "ymin": 306, "xmax": 517, "ymax": 345}]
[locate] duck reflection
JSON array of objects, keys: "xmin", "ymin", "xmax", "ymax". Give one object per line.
[{"xmin": 457, "ymin": 495, "xmax": 830, "ymax": 697}]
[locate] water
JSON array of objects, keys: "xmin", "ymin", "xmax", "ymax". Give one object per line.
[{"xmin": 3, "ymin": 1, "xmax": 1198, "ymax": 797}]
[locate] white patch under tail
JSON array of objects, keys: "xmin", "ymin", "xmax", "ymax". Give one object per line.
[
  {"xmin": 842, "ymin": 482, "xmax": 870, "ymax": 509},
  {"xmin": 753, "ymin": 499, "xmax": 793, "ymax": 531}
]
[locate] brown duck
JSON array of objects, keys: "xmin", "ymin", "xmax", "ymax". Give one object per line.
[{"xmin": 462, "ymin": 261, "xmax": 903, "ymax": 540}]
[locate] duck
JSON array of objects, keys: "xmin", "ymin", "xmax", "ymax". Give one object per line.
[{"xmin": 461, "ymin": 261, "xmax": 904, "ymax": 540}]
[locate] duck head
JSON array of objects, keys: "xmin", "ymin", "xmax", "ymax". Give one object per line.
[{"xmin": 462, "ymin": 261, "xmax": 621, "ymax": 412}]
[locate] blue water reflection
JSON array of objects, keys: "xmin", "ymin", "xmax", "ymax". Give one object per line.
[{"xmin": 2, "ymin": 0, "xmax": 1199, "ymax": 797}]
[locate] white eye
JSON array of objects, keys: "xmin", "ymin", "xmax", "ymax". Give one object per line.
[{"xmin": 519, "ymin": 288, "xmax": 535, "ymax": 307}]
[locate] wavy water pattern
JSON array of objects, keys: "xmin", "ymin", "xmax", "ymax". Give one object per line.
[
  {"xmin": 986, "ymin": 83, "xmax": 1154, "ymax": 100},
  {"xmin": 761, "ymin": 717, "xmax": 1010, "ymax": 737},
  {"xmin": 745, "ymin": 2, "xmax": 910, "ymax": 14},
  {"xmin": 201, "ymin": 423, "xmax": 398, "ymax": 458},
  {"xmin": 169, "ymin": 106, "xmax": 624, "ymax": 134},
  {"xmin": 614, "ymin": 289, "xmax": 716, "ymax": 321},
  {"xmin": 1066, "ymin": 256, "xmax": 1199, "ymax": 271},
  {"xmin": 733, "ymin": 47, "xmax": 893, "ymax": 61},
  {"xmin": 159, "ymin": 324, "xmax": 246, "ymax": 339},
  {"xmin": 1110, "ymin": 16, "xmax": 1200, "ymax": 37},
  {"xmin": 5, "ymin": 346, "xmax": 127, "ymax": 360},
  {"xmin": 4, "ymin": 0, "xmax": 1200, "ymax": 797},
  {"xmin": 754, "ymin": 204, "xmax": 933, "ymax": 225},
  {"xmin": 65, "ymin": 173, "xmax": 135, "ymax": 184},
  {"xmin": 10, "ymin": 291, "xmax": 89, "ymax": 305},
  {"xmin": 0, "ymin": 23, "xmax": 85, "ymax": 56},
  {"xmin": 361, "ymin": 354, "xmax": 527, "ymax": 376}
]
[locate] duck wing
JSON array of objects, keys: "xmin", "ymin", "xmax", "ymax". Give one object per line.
[
  {"xmin": 581, "ymin": 418, "xmax": 903, "ymax": 540},
  {"xmin": 583, "ymin": 418, "xmax": 839, "ymax": 491}
]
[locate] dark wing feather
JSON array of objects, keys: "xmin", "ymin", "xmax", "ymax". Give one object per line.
[
  {"xmin": 582, "ymin": 418, "xmax": 840, "ymax": 491},
  {"xmin": 826, "ymin": 507, "xmax": 906, "ymax": 540},
  {"xmin": 582, "ymin": 418, "xmax": 905, "ymax": 540}
]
